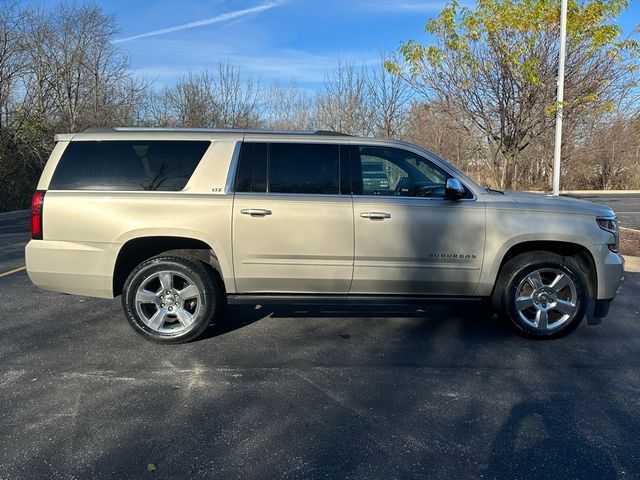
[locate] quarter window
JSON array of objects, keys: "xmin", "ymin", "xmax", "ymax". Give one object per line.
[{"xmin": 49, "ymin": 140, "xmax": 210, "ymax": 191}]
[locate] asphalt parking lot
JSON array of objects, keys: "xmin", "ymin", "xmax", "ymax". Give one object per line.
[
  {"xmin": 570, "ymin": 193, "xmax": 640, "ymax": 230},
  {"xmin": 1, "ymin": 196, "xmax": 640, "ymax": 479}
]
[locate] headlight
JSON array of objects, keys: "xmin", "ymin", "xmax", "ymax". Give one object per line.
[{"xmin": 596, "ymin": 216, "xmax": 618, "ymax": 252}]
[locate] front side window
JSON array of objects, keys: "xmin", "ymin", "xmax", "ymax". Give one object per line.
[
  {"xmin": 49, "ymin": 140, "xmax": 210, "ymax": 191},
  {"xmin": 357, "ymin": 146, "xmax": 451, "ymax": 198}
]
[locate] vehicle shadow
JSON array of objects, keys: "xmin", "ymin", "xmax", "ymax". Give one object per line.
[
  {"xmin": 200, "ymin": 299, "xmax": 510, "ymax": 343},
  {"xmin": 199, "ymin": 304, "xmax": 269, "ymax": 340},
  {"xmin": 485, "ymin": 395, "xmax": 616, "ymax": 479}
]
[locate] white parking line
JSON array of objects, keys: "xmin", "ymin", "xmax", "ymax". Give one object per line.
[{"xmin": 0, "ymin": 266, "xmax": 26, "ymax": 278}]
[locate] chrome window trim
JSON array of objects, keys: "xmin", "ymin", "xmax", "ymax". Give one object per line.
[
  {"xmin": 232, "ymin": 191, "xmax": 350, "ymax": 200},
  {"xmin": 230, "ymin": 138, "xmax": 480, "ymax": 201},
  {"xmin": 232, "ymin": 191, "xmax": 477, "ymax": 202},
  {"xmin": 354, "ymin": 194, "xmax": 478, "ymax": 202}
]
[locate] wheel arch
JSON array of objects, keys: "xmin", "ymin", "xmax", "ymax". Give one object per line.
[
  {"xmin": 491, "ymin": 240, "xmax": 597, "ymax": 300},
  {"xmin": 112, "ymin": 236, "xmax": 228, "ymax": 297}
]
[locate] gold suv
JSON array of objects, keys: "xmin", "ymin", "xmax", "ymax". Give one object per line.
[{"xmin": 26, "ymin": 128, "xmax": 624, "ymax": 343}]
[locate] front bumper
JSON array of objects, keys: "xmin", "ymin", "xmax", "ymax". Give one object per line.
[{"xmin": 592, "ymin": 245, "xmax": 624, "ymax": 299}]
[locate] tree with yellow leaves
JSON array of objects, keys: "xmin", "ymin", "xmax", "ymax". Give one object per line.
[{"xmin": 386, "ymin": 0, "xmax": 639, "ymax": 189}]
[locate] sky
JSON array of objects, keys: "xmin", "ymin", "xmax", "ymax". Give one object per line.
[{"xmin": 89, "ymin": 0, "xmax": 640, "ymax": 90}]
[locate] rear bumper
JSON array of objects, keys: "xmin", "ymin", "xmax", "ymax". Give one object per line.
[{"xmin": 25, "ymin": 240, "xmax": 115, "ymax": 298}]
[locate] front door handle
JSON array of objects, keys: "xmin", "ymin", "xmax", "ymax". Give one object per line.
[
  {"xmin": 240, "ymin": 208, "xmax": 272, "ymax": 217},
  {"xmin": 360, "ymin": 212, "xmax": 391, "ymax": 220}
]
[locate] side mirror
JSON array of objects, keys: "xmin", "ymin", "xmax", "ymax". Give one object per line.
[{"xmin": 445, "ymin": 178, "xmax": 465, "ymax": 199}]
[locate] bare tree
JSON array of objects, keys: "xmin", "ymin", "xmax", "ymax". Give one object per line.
[
  {"xmin": 263, "ymin": 81, "xmax": 313, "ymax": 130},
  {"xmin": 563, "ymin": 115, "xmax": 640, "ymax": 190},
  {"xmin": 0, "ymin": 0, "xmax": 23, "ymax": 131},
  {"xmin": 212, "ymin": 61, "xmax": 261, "ymax": 128},
  {"xmin": 21, "ymin": 3, "xmax": 143, "ymax": 131},
  {"xmin": 402, "ymin": 100, "xmax": 485, "ymax": 178},
  {"xmin": 314, "ymin": 60, "xmax": 372, "ymax": 135},
  {"xmin": 151, "ymin": 62, "xmax": 261, "ymax": 128},
  {"xmin": 162, "ymin": 71, "xmax": 216, "ymax": 128},
  {"xmin": 367, "ymin": 53, "xmax": 412, "ymax": 138}
]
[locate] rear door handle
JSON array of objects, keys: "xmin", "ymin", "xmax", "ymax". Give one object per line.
[
  {"xmin": 240, "ymin": 208, "xmax": 272, "ymax": 217},
  {"xmin": 360, "ymin": 212, "xmax": 391, "ymax": 220}
]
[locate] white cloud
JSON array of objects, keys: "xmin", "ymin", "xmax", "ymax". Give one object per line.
[{"xmin": 114, "ymin": 0, "xmax": 288, "ymax": 43}]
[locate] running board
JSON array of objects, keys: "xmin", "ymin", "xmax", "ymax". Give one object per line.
[{"xmin": 226, "ymin": 294, "xmax": 484, "ymax": 306}]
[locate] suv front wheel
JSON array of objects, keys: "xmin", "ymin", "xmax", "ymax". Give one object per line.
[
  {"xmin": 495, "ymin": 251, "xmax": 589, "ymax": 339},
  {"xmin": 122, "ymin": 256, "xmax": 218, "ymax": 343}
]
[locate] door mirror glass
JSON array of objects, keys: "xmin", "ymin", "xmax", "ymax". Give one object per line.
[{"xmin": 445, "ymin": 178, "xmax": 465, "ymax": 199}]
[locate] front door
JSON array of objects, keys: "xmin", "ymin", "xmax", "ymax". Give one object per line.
[
  {"xmin": 232, "ymin": 141, "xmax": 354, "ymax": 294},
  {"xmin": 350, "ymin": 145, "xmax": 486, "ymax": 295}
]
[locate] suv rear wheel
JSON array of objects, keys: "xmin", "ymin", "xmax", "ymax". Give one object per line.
[
  {"xmin": 494, "ymin": 251, "xmax": 588, "ymax": 339},
  {"xmin": 122, "ymin": 256, "xmax": 217, "ymax": 343}
]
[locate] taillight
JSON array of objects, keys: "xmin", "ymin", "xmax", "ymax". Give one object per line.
[{"xmin": 31, "ymin": 190, "xmax": 45, "ymax": 240}]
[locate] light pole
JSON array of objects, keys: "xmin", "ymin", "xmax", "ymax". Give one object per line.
[{"xmin": 552, "ymin": 0, "xmax": 568, "ymax": 196}]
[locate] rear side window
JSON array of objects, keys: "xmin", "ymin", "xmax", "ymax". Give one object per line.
[
  {"xmin": 49, "ymin": 140, "xmax": 210, "ymax": 191},
  {"xmin": 269, "ymin": 143, "xmax": 339, "ymax": 194},
  {"xmin": 235, "ymin": 142, "xmax": 341, "ymax": 195}
]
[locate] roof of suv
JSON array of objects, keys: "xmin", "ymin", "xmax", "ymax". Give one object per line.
[{"xmin": 55, "ymin": 127, "xmax": 357, "ymax": 143}]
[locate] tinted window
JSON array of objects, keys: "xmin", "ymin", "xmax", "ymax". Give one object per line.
[
  {"xmin": 49, "ymin": 140, "xmax": 210, "ymax": 191},
  {"xmin": 357, "ymin": 146, "xmax": 452, "ymax": 198},
  {"xmin": 235, "ymin": 143, "xmax": 267, "ymax": 193},
  {"xmin": 269, "ymin": 143, "xmax": 340, "ymax": 194}
]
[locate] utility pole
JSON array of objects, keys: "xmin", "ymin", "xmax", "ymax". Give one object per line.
[{"xmin": 552, "ymin": 0, "xmax": 568, "ymax": 196}]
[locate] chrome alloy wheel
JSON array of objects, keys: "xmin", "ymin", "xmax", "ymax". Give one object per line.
[
  {"xmin": 134, "ymin": 270, "xmax": 202, "ymax": 334},
  {"xmin": 514, "ymin": 268, "xmax": 578, "ymax": 331}
]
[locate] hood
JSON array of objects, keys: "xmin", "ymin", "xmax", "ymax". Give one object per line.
[{"xmin": 499, "ymin": 191, "xmax": 616, "ymax": 217}]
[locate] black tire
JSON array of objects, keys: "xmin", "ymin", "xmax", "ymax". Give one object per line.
[
  {"xmin": 493, "ymin": 251, "xmax": 589, "ymax": 339},
  {"xmin": 122, "ymin": 256, "xmax": 218, "ymax": 344}
]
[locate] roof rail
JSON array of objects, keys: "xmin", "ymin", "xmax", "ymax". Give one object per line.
[
  {"xmin": 83, "ymin": 127, "xmax": 116, "ymax": 133},
  {"xmin": 82, "ymin": 127, "xmax": 354, "ymax": 136},
  {"xmin": 313, "ymin": 130, "xmax": 352, "ymax": 136}
]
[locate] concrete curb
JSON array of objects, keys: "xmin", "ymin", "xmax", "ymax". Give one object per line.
[
  {"xmin": 623, "ymin": 256, "xmax": 640, "ymax": 273},
  {"xmin": 528, "ymin": 190, "xmax": 640, "ymax": 195},
  {"xmin": 562, "ymin": 190, "xmax": 640, "ymax": 195},
  {"xmin": 0, "ymin": 209, "xmax": 29, "ymax": 220},
  {"xmin": 621, "ymin": 229, "xmax": 640, "ymax": 267}
]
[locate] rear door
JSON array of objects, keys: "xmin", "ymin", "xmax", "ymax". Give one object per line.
[
  {"xmin": 350, "ymin": 144, "xmax": 486, "ymax": 295},
  {"xmin": 232, "ymin": 142, "xmax": 354, "ymax": 294}
]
